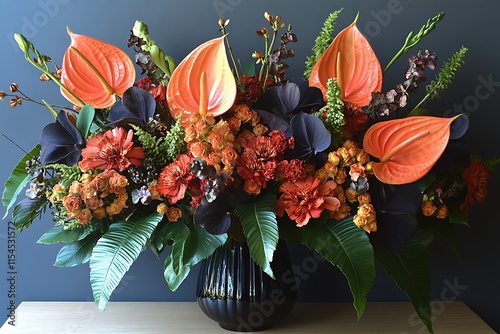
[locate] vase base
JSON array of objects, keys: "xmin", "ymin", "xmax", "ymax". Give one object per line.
[{"xmin": 198, "ymin": 298, "xmax": 295, "ymax": 332}]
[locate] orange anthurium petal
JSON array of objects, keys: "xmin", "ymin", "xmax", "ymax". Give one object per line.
[
  {"xmin": 167, "ymin": 36, "xmax": 237, "ymax": 126},
  {"xmin": 363, "ymin": 116, "xmax": 459, "ymax": 185},
  {"xmin": 60, "ymin": 28, "xmax": 136, "ymax": 109},
  {"xmin": 309, "ymin": 14, "xmax": 382, "ymax": 107}
]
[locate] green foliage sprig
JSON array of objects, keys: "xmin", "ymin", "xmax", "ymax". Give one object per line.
[
  {"xmin": 315, "ymin": 78, "xmax": 344, "ymax": 147},
  {"xmin": 411, "ymin": 46, "xmax": 468, "ymax": 114},
  {"xmin": 132, "ymin": 122, "xmax": 186, "ymax": 167},
  {"xmin": 304, "ymin": 8, "xmax": 343, "ymax": 79},
  {"xmin": 384, "ymin": 12, "xmax": 445, "ymax": 74}
]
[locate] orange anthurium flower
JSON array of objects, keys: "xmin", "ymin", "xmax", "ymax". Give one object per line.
[
  {"xmin": 60, "ymin": 29, "xmax": 136, "ymax": 109},
  {"xmin": 309, "ymin": 14, "xmax": 382, "ymax": 107},
  {"xmin": 363, "ymin": 116, "xmax": 459, "ymax": 185},
  {"xmin": 167, "ymin": 36, "xmax": 237, "ymax": 126}
]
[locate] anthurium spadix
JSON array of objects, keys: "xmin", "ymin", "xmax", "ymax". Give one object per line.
[
  {"xmin": 167, "ymin": 36, "xmax": 237, "ymax": 125},
  {"xmin": 363, "ymin": 116, "xmax": 460, "ymax": 185},
  {"xmin": 60, "ymin": 29, "xmax": 136, "ymax": 109},
  {"xmin": 309, "ymin": 14, "xmax": 382, "ymax": 107}
]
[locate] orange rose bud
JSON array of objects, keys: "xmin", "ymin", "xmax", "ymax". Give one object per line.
[
  {"xmin": 436, "ymin": 204, "xmax": 449, "ymax": 219},
  {"xmin": 157, "ymin": 203, "xmax": 169, "ymax": 215},
  {"xmin": 421, "ymin": 201, "xmax": 437, "ymax": 216},
  {"xmin": 167, "ymin": 206, "xmax": 183, "ymax": 222}
]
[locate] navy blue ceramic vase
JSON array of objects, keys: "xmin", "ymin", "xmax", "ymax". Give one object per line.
[{"xmin": 197, "ymin": 238, "xmax": 297, "ymax": 332}]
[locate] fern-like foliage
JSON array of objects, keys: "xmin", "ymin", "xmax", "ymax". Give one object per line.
[
  {"xmin": 132, "ymin": 122, "xmax": 185, "ymax": 167},
  {"xmin": 304, "ymin": 8, "xmax": 343, "ymax": 79},
  {"xmin": 426, "ymin": 46, "xmax": 468, "ymax": 99},
  {"xmin": 47, "ymin": 164, "xmax": 82, "ymax": 187},
  {"xmin": 315, "ymin": 78, "xmax": 345, "ymax": 147}
]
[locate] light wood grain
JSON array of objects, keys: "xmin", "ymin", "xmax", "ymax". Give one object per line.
[{"xmin": 0, "ymin": 301, "xmax": 495, "ymax": 333}]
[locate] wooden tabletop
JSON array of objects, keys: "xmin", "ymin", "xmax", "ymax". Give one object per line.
[{"xmin": 0, "ymin": 301, "xmax": 495, "ymax": 333}]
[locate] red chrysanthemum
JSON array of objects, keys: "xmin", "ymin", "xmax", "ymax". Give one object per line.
[
  {"xmin": 277, "ymin": 177, "xmax": 341, "ymax": 227},
  {"xmin": 460, "ymin": 161, "xmax": 490, "ymax": 211},
  {"xmin": 157, "ymin": 154, "xmax": 195, "ymax": 204},
  {"xmin": 79, "ymin": 127, "xmax": 145, "ymax": 172}
]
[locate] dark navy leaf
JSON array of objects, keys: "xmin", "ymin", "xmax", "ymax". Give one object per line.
[
  {"xmin": 39, "ymin": 111, "xmax": 83, "ymax": 166},
  {"xmin": 370, "ymin": 180, "xmax": 422, "ymax": 253},
  {"xmin": 108, "ymin": 86, "xmax": 156, "ymax": 128},
  {"xmin": 449, "ymin": 114, "xmax": 469, "ymax": 140},
  {"xmin": 432, "ymin": 139, "xmax": 470, "ymax": 173},
  {"xmin": 289, "ymin": 77, "xmax": 324, "ymax": 112},
  {"xmin": 289, "ymin": 112, "xmax": 331, "ymax": 161},
  {"xmin": 194, "ymin": 190, "xmax": 248, "ymax": 235},
  {"xmin": 256, "ymin": 109, "xmax": 292, "ymax": 137}
]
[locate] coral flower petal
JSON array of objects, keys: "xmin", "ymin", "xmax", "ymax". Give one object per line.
[
  {"xmin": 309, "ymin": 14, "xmax": 382, "ymax": 107},
  {"xmin": 167, "ymin": 36, "xmax": 237, "ymax": 126},
  {"xmin": 363, "ymin": 116, "xmax": 459, "ymax": 185},
  {"xmin": 61, "ymin": 29, "xmax": 136, "ymax": 109}
]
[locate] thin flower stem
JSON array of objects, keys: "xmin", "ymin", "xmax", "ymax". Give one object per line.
[
  {"xmin": 258, "ymin": 34, "xmax": 269, "ymax": 82},
  {"xmin": 12, "ymin": 90, "xmax": 74, "ymax": 112},
  {"xmin": 220, "ymin": 26, "xmax": 242, "ymax": 89},
  {"xmin": 25, "ymin": 55, "xmax": 85, "ymax": 106},
  {"xmin": 0, "ymin": 132, "xmax": 30, "ymax": 155},
  {"xmin": 263, "ymin": 28, "xmax": 278, "ymax": 91},
  {"xmin": 409, "ymin": 93, "xmax": 430, "ymax": 115}
]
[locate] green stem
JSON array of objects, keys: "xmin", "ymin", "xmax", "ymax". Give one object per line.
[
  {"xmin": 383, "ymin": 33, "xmax": 411, "ymax": 74},
  {"xmin": 26, "ymin": 52, "xmax": 85, "ymax": 107},
  {"xmin": 409, "ymin": 93, "xmax": 431, "ymax": 116},
  {"xmin": 220, "ymin": 26, "xmax": 242, "ymax": 89},
  {"xmin": 263, "ymin": 29, "xmax": 278, "ymax": 91},
  {"xmin": 258, "ymin": 34, "xmax": 269, "ymax": 82}
]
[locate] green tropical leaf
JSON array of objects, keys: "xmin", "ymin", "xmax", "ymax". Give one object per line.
[
  {"xmin": 374, "ymin": 227, "xmax": 434, "ymax": 333},
  {"xmin": 76, "ymin": 104, "xmax": 95, "ymax": 139},
  {"xmin": 280, "ymin": 217, "xmax": 375, "ymax": 319},
  {"xmin": 163, "ymin": 224, "xmax": 226, "ymax": 291},
  {"xmin": 12, "ymin": 197, "xmax": 47, "ymax": 230},
  {"xmin": 54, "ymin": 232, "xmax": 101, "ymax": 267},
  {"xmin": 90, "ymin": 212, "xmax": 163, "ymax": 311},
  {"xmin": 38, "ymin": 225, "xmax": 93, "ymax": 244},
  {"xmin": 233, "ymin": 193, "xmax": 279, "ymax": 279},
  {"xmin": 161, "ymin": 222, "xmax": 190, "ymax": 276},
  {"xmin": 2, "ymin": 145, "xmax": 41, "ymax": 219}
]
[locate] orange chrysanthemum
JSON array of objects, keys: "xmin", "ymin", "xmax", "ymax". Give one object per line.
[
  {"xmin": 277, "ymin": 177, "xmax": 341, "ymax": 227},
  {"xmin": 79, "ymin": 127, "xmax": 145, "ymax": 172},
  {"xmin": 157, "ymin": 154, "xmax": 195, "ymax": 204}
]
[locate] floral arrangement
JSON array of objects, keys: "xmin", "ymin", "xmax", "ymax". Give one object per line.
[{"xmin": 2, "ymin": 9, "xmax": 496, "ymax": 333}]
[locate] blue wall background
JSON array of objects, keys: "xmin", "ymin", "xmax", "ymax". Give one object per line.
[{"xmin": 0, "ymin": 0, "xmax": 499, "ymax": 331}]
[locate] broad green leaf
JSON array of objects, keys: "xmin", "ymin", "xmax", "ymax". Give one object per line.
[
  {"xmin": 280, "ymin": 217, "xmax": 375, "ymax": 319},
  {"xmin": 233, "ymin": 193, "xmax": 279, "ymax": 279},
  {"xmin": 90, "ymin": 212, "xmax": 163, "ymax": 311},
  {"xmin": 38, "ymin": 225, "xmax": 93, "ymax": 244},
  {"xmin": 54, "ymin": 232, "xmax": 101, "ymax": 267},
  {"xmin": 161, "ymin": 222, "xmax": 190, "ymax": 276},
  {"xmin": 164, "ymin": 224, "xmax": 226, "ymax": 291},
  {"xmin": 2, "ymin": 145, "xmax": 41, "ymax": 219},
  {"xmin": 182, "ymin": 224, "xmax": 227, "ymax": 266},
  {"xmin": 76, "ymin": 104, "xmax": 95, "ymax": 139},
  {"xmin": 12, "ymin": 197, "xmax": 47, "ymax": 230},
  {"xmin": 374, "ymin": 227, "xmax": 434, "ymax": 333}
]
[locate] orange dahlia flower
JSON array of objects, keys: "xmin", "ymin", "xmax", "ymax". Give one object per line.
[
  {"xmin": 79, "ymin": 127, "xmax": 145, "ymax": 172},
  {"xmin": 277, "ymin": 177, "xmax": 341, "ymax": 227}
]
